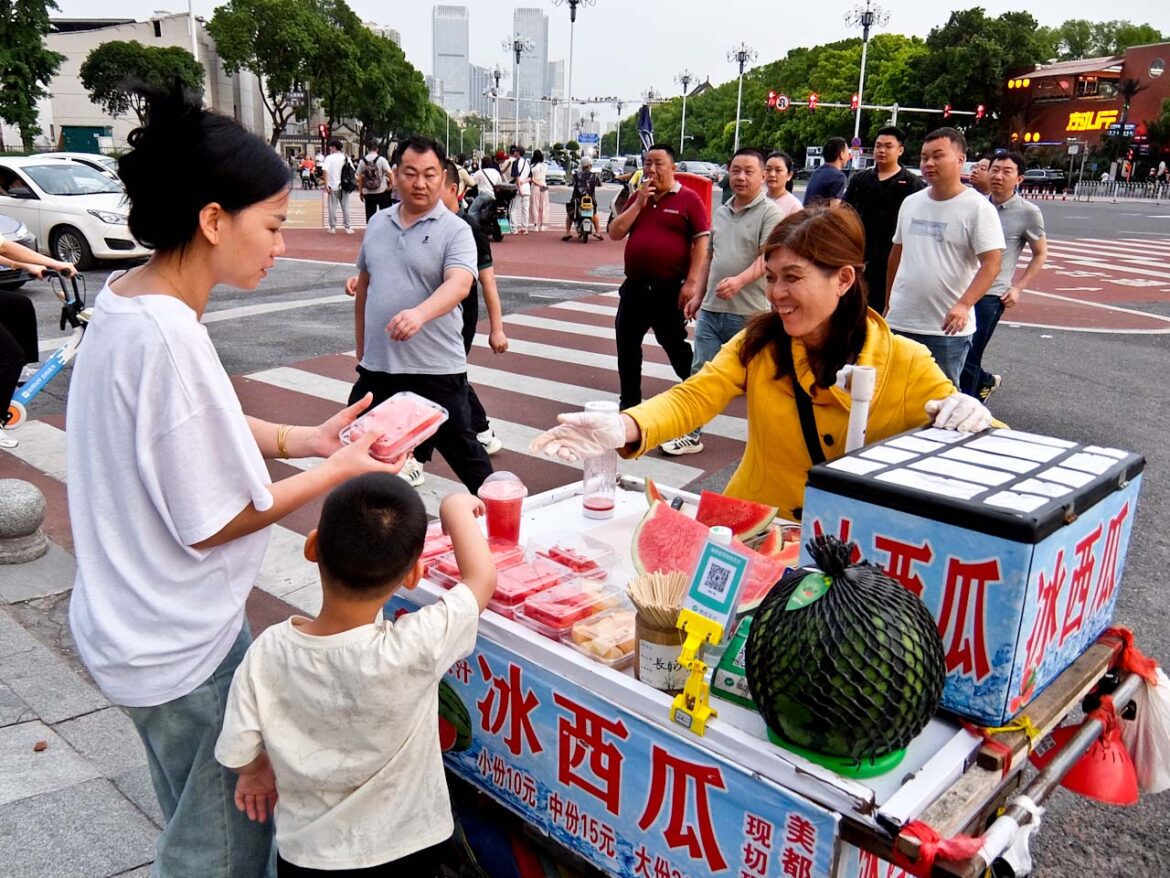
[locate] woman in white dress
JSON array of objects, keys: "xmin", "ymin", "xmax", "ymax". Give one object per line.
[{"xmin": 530, "ymin": 150, "xmax": 550, "ymax": 232}]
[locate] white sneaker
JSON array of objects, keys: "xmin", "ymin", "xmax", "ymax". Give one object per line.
[
  {"xmin": 345, "ymin": 228, "xmax": 354, "ymax": 235},
  {"xmin": 398, "ymin": 456, "xmax": 425, "ymax": 487},
  {"xmin": 0, "ymin": 430, "xmax": 17, "ymax": 449},
  {"xmin": 17, "ymin": 364, "xmax": 39, "ymax": 385},
  {"xmin": 477, "ymin": 428, "xmax": 503, "ymax": 455},
  {"xmin": 327, "ymin": 228, "xmax": 337, "ymax": 235},
  {"xmin": 660, "ymin": 434, "xmax": 704, "ymax": 456}
]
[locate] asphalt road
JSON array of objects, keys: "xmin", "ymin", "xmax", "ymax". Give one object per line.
[{"xmin": 9, "ymin": 205, "xmax": 1170, "ymax": 876}]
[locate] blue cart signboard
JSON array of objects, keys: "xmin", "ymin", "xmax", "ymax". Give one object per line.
[{"xmin": 801, "ymin": 427, "xmax": 1143, "ymax": 725}]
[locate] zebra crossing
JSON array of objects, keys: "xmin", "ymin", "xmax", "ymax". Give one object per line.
[
  {"xmin": 2, "ymin": 287, "xmax": 744, "ymax": 616},
  {"xmin": 303, "ymin": 189, "xmax": 583, "ymax": 231}
]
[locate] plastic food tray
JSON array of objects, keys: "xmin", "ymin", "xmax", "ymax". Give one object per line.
[
  {"xmin": 531, "ymin": 532, "xmax": 615, "ymax": 582},
  {"xmin": 487, "ymin": 557, "xmax": 576, "ymax": 617},
  {"xmin": 339, "ymin": 392, "xmax": 448, "ymax": 463},
  {"xmin": 564, "ymin": 608, "xmax": 636, "ymax": 669},
  {"xmin": 421, "ymin": 521, "xmax": 454, "ymax": 565},
  {"xmin": 427, "ymin": 539, "xmax": 526, "ymax": 590},
  {"xmin": 514, "ymin": 581, "xmax": 626, "ymax": 639}
]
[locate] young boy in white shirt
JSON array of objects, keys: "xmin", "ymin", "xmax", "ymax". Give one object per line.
[{"xmin": 215, "ymin": 474, "xmax": 497, "ymax": 875}]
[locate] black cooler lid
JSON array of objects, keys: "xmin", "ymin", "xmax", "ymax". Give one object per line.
[{"xmin": 805, "ymin": 427, "xmax": 1145, "ymax": 543}]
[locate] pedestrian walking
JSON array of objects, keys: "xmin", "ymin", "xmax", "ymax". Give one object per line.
[
  {"xmin": 530, "ymin": 150, "xmax": 550, "ymax": 231},
  {"xmin": 885, "ymin": 127, "xmax": 1005, "ymax": 386},
  {"xmin": 663, "ymin": 147, "xmax": 781, "ymax": 456},
  {"xmin": 607, "ymin": 143, "xmax": 710, "ymax": 411},
  {"xmin": 216, "ymin": 476, "xmax": 497, "ymax": 877},
  {"xmin": 356, "ymin": 138, "xmax": 393, "ymax": 222},
  {"xmin": 803, "ymin": 137, "xmax": 849, "ymax": 207},
  {"xmin": 468, "ymin": 156, "xmax": 501, "ymax": 228},
  {"xmin": 323, "ymin": 139, "xmax": 354, "ymax": 234},
  {"xmin": 960, "ymin": 150, "xmax": 1047, "ymax": 400},
  {"xmin": 348, "ymin": 135, "xmax": 492, "ymax": 492},
  {"xmin": 764, "ymin": 150, "xmax": 803, "ymax": 218},
  {"xmin": 64, "ymin": 85, "xmax": 402, "ymax": 878},
  {"xmin": 843, "ymin": 126, "xmax": 926, "ymax": 314}
]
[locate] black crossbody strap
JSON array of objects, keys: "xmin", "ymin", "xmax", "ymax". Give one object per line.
[{"xmin": 792, "ymin": 377, "xmax": 826, "ymax": 466}]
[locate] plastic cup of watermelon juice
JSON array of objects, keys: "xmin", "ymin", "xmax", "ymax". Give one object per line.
[
  {"xmin": 581, "ymin": 401, "xmax": 619, "ymax": 520},
  {"xmin": 478, "ymin": 471, "xmax": 528, "ymax": 544},
  {"xmin": 338, "ymin": 391, "xmax": 448, "ymax": 463}
]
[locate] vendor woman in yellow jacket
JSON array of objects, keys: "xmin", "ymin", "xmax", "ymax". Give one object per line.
[{"xmin": 531, "ymin": 206, "xmax": 993, "ymax": 521}]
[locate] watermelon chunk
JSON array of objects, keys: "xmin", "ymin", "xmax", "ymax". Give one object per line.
[
  {"xmin": 695, "ymin": 491, "xmax": 778, "ymax": 539},
  {"xmin": 644, "ymin": 477, "xmax": 666, "ymax": 506}
]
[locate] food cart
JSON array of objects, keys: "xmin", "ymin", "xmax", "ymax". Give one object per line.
[{"xmin": 389, "ymin": 462, "xmax": 1148, "ymax": 878}]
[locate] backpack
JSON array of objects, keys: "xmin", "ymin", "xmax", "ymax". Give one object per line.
[
  {"xmin": 340, "ymin": 158, "xmax": 357, "ymax": 193},
  {"xmin": 360, "ymin": 156, "xmax": 383, "ymax": 192}
]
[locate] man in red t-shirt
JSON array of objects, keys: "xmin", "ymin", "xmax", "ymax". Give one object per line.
[{"xmin": 607, "ymin": 144, "xmax": 711, "ymax": 410}]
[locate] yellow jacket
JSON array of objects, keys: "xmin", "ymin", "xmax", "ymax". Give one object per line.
[{"xmin": 623, "ymin": 311, "xmax": 955, "ymax": 520}]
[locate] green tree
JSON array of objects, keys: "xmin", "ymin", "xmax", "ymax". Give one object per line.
[
  {"xmin": 310, "ymin": 0, "xmax": 362, "ymax": 128},
  {"xmin": 80, "ymin": 41, "xmax": 204, "ymax": 124},
  {"xmin": 344, "ymin": 27, "xmax": 429, "ymax": 144},
  {"xmin": 0, "ymin": 0, "xmax": 66, "ymax": 151},
  {"xmin": 1091, "ymin": 21, "xmax": 1163, "ymax": 56},
  {"xmin": 207, "ymin": 0, "xmax": 330, "ymax": 146}
]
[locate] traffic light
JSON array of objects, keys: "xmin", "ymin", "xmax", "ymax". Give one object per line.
[
  {"xmin": 850, "ymin": 93, "xmax": 859, "ymax": 110},
  {"xmin": 767, "ymin": 90, "xmax": 777, "ymax": 108},
  {"xmin": 1127, "ymin": 148, "xmax": 1135, "ymax": 161},
  {"xmin": 808, "ymin": 92, "xmax": 819, "ymax": 111},
  {"xmin": 943, "ymin": 103, "xmax": 952, "ymax": 119},
  {"xmin": 975, "ymin": 104, "xmax": 985, "ymax": 121}
]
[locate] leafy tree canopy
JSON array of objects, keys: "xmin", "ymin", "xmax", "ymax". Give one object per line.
[
  {"xmin": 80, "ymin": 41, "xmax": 204, "ymax": 123},
  {"xmin": 0, "ymin": 0, "xmax": 66, "ymax": 150}
]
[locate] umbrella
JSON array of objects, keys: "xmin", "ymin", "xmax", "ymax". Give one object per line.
[{"xmin": 637, "ymin": 104, "xmax": 654, "ymax": 153}]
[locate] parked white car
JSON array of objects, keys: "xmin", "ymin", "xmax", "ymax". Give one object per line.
[
  {"xmin": 0, "ymin": 156, "xmax": 149, "ymax": 269},
  {"xmin": 37, "ymin": 151, "xmax": 121, "ymax": 181}
]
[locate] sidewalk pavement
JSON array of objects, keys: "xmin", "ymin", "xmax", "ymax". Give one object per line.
[{"xmin": 0, "ymin": 538, "xmax": 299, "ymax": 877}]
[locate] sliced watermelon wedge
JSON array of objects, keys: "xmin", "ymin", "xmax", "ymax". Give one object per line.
[
  {"xmin": 644, "ymin": 477, "xmax": 666, "ymax": 506},
  {"xmin": 695, "ymin": 490, "xmax": 778, "ymax": 540}
]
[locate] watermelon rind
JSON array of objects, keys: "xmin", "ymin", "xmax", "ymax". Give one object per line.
[
  {"xmin": 696, "ymin": 491, "xmax": 778, "ymax": 539},
  {"xmin": 438, "ymin": 679, "xmax": 472, "ymax": 751},
  {"xmin": 631, "ymin": 501, "xmax": 709, "ymax": 575},
  {"xmin": 644, "ymin": 477, "xmax": 665, "ymax": 507}
]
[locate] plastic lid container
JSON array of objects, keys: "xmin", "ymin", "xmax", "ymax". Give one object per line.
[
  {"xmin": 514, "ymin": 580, "xmax": 626, "ymax": 638},
  {"xmin": 339, "ymin": 392, "xmax": 448, "ymax": 463},
  {"xmin": 487, "ymin": 557, "xmax": 575, "ymax": 616},
  {"xmin": 531, "ymin": 532, "xmax": 614, "ymax": 581},
  {"xmin": 420, "ymin": 521, "xmax": 454, "ymax": 565},
  {"xmin": 565, "ymin": 609, "xmax": 636, "ymax": 669},
  {"xmin": 427, "ymin": 539, "xmax": 525, "ymax": 590}
]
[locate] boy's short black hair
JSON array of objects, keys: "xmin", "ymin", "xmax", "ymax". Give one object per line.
[
  {"xmin": 876, "ymin": 125, "xmax": 906, "ymax": 144},
  {"xmin": 316, "ymin": 473, "xmax": 427, "ymax": 594}
]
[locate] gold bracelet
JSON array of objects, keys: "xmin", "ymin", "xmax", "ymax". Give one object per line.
[{"xmin": 276, "ymin": 424, "xmax": 291, "ymax": 459}]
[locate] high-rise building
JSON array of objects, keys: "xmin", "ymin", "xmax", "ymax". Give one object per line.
[
  {"xmin": 365, "ymin": 22, "xmax": 401, "ymax": 45},
  {"xmin": 432, "ymin": 6, "xmax": 469, "ymax": 113},
  {"xmin": 546, "ymin": 59, "xmax": 567, "ymax": 141},
  {"xmin": 470, "ymin": 64, "xmax": 494, "ymax": 117},
  {"xmin": 512, "ymin": 8, "xmax": 548, "ymax": 121}
]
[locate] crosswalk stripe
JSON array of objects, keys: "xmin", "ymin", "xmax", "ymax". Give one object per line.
[
  {"xmin": 504, "ymin": 313, "xmax": 621, "ymax": 340},
  {"xmin": 473, "ymin": 333, "xmax": 683, "ymax": 382},
  {"xmin": 551, "ymin": 301, "xmax": 619, "ymax": 317},
  {"xmin": 244, "ymin": 366, "xmax": 709, "ymax": 489},
  {"xmin": 1042, "ymin": 253, "xmax": 1170, "ymax": 281}
]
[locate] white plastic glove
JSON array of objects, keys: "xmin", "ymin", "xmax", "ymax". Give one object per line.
[
  {"xmin": 528, "ymin": 412, "xmax": 627, "ymax": 464},
  {"xmin": 924, "ymin": 393, "xmax": 992, "ymax": 432}
]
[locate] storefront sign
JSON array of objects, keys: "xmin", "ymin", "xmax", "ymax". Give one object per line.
[
  {"xmin": 388, "ymin": 594, "xmax": 840, "ymax": 877},
  {"xmin": 1066, "ymin": 109, "xmax": 1119, "ymax": 132}
]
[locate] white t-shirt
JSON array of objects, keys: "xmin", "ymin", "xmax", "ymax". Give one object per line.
[
  {"xmin": 215, "ymin": 584, "xmax": 480, "ymax": 870},
  {"xmin": 472, "ymin": 167, "xmax": 500, "ymax": 198},
  {"xmin": 886, "ymin": 187, "xmax": 1006, "ymax": 337},
  {"xmin": 323, "ymin": 151, "xmax": 347, "ymax": 189},
  {"xmin": 66, "ymin": 287, "xmax": 273, "ymax": 707}
]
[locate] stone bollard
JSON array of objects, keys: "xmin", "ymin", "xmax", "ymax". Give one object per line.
[{"xmin": 0, "ymin": 479, "xmax": 49, "ymax": 564}]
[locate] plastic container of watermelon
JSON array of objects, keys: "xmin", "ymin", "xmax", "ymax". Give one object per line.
[
  {"xmin": 564, "ymin": 608, "xmax": 636, "ymax": 669},
  {"xmin": 487, "ymin": 557, "xmax": 576, "ymax": 619},
  {"xmin": 427, "ymin": 539, "xmax": 526, "ymax": 590},
  {"xmin": 530, "ymin": 532, "xmax": 615, "ymax": 582},
  {"xmin": 513, "ymin": 580, "xmax": 627, "ymax": 639},
  {"xmin": 420, "ymin": 521, "xmax": 454, "ymax": 565},
  {"xmin": 339, "ymin": 392, "xmax": 448, "ymax": 463}
]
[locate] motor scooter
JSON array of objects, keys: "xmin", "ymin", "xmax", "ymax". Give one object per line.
[
  {"xmin": 487, "ymin": 182, "xmax": 518, "ymax": 243},
  {"xmin": 575, "ymin": 194, "xmax": 596, "ymax": 243}
]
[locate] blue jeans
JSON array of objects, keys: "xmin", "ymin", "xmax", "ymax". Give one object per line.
[
  {"xmin": 124, "ymin": 624, "xmax": 275, "ymax": 878},
  {"xmin": 686, "ymin": 310, "xmax": 748, "ymax": 437},
  {"xmin": 894, "ymin": 330, "xmax": 971, "ymax": 389},
  {"xmin": 960, "ymin": 295, "xmax": 1005, "ymax": 396}
]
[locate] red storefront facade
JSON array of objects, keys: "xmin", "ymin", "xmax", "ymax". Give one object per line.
[{"xmin": 1001, "ymin": 42, "xmax": 1169, "ymax": 154}]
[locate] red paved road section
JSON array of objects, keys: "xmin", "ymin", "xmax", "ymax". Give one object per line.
[{"xmin": 282, "ymin": 230, "xmax": 1170, "ymax": 332}]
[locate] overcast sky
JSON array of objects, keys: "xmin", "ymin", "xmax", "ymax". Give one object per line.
[{"xmin": 53, "ymin": 1, "xmax": 1170, "ymax": 128}]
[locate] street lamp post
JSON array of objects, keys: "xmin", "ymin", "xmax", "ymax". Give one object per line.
[
  {"xmin": 551, "ymin": 0, "xmax": 597, "ymax": 161},
  {"xmin": 503, "ymin": 33, "xmax": 535, "ymax": 148},
  {"xmin": 845, "ymin": 0, "xmax": 889, "ymax": 144},
  {"xmin": 614, "ymin": 99, "xmax": 624, "ymax": 157},
  {"xmin": 488, "ymin": 65, "xmax": 509, "ymax": 151},
  {"xmin": 675, "ymin": 69, "xmax": 694, "ymax": 157},
  {"xmin": 727, "ymin": 43, "xmax": 757, "ymax": 153}
]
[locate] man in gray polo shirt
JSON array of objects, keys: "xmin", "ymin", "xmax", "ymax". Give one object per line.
[
  {"xmin": 960, "ymin": 150, "xmax": 1047, "ymax": 401},
  {"xmin": 348, "ymin": 134, "xmax": 492, "ymax": 492},
  {"xmin": 663, "ymin": 147, "xmax": 781, "ymax": 456}
]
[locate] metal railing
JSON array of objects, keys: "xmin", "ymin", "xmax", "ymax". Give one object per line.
[{"xmin": 1072, "ymin": 180, "xmax": 1170, "ymax": 203}]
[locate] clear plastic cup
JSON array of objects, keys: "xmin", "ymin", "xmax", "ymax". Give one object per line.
[
  {"xmin": 582, "ymin": 401, "xmax": 618, "ymax": 520},
  {"xmin": 477, "ymin": 471, "xmax": 528, "ymax": 545}
]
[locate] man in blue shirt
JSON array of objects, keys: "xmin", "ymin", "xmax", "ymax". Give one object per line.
[{"xmin": 803, "ymin": 137, "xmax": 849, "ymax": 207}]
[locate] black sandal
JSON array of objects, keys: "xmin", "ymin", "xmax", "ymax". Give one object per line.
[{"xmin": 561, "ymin": 235, "xmax": 572, "ymax": 241}]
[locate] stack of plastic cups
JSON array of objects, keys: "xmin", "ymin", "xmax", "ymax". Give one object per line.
[{"xmin": 582, "ymin": 401, "xmax": 618, "ymax": 520}]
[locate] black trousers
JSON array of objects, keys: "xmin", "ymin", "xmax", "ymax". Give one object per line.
[
  {"xmin": 863, "ymin": 251, "xmax": 892, "ymax": 315},
  {"xmin": 615, "ymin": 278, "xmax": 693, "ymax": 410},
  {"xmin": 362, "ymin": 191, "xmax": 394, "ymax": 222},
  {"xmin": 349, "ymin": 367, "xmax": 493, "ymax": 493},
  {"xmin": 0, "ymin": 290, "xmax": 37, "ymax": 422},
  {"xmin": 459, "ymin": 290, "xmax": 490, "ymax": 435},
  {"xmin": 277, "ymin": 841, "xmax": 444, "ymax": 876}
]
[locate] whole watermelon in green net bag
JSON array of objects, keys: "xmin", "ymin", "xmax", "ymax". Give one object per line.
[{"xmin": 745, "ymin": 535, "xmax": 945, "ymax": 763}]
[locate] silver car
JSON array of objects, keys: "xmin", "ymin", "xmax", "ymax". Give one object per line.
[{"xmin": 0, "ymin": 212, "xmax": 37, "ymax": 289}]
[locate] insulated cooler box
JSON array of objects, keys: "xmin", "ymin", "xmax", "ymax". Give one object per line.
[{"xmin": 799, "ymin": 427, "xmax": 1144, "ymax": 725}]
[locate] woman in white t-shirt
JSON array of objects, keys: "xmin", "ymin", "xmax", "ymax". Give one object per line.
[
  {"xmin": 65, "ymin": 86, "xmax": 403, "ymax": 878},
  {"xmin": 529, "ymin": 149, "xmax": 550, "ymax": 231},
  {"xmin": 765, "ymin": 150, "xmax": 804, "ymax": 218}
]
